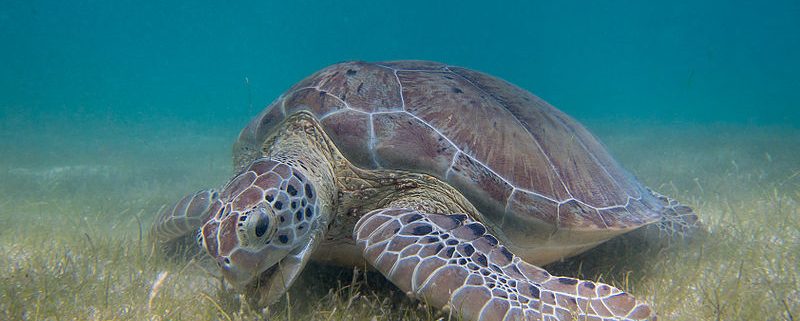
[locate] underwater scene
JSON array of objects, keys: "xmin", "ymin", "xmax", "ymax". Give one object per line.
[{"xmin": 1, "ymin": 1, "xmax": 798, "ymax": 320}]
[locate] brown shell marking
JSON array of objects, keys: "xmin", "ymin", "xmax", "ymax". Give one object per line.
[
  {"xmin": 237, "ymin": 61, "xmax": 664, "ymax": 230},
  {"xmin": 397, "ymin": 69, "xmax": 569, "ymax": 202},
  {"xmin": 449, "ymin": 67, "xmax": 642, "ymax": 204},
  {"xmin": 320, "ymin": 110, "xmax": 374, "ymax": 168},
  {"xmin": 287, "ymin": 61, "xmax": 403, "ymax": 113},
  {"xmin": 372, "ymin": 112, "xmax": 458, "ymax": 176},
  {"xmin": 447, "ymin": 152, "xmax": 514, "ymax": 226}
]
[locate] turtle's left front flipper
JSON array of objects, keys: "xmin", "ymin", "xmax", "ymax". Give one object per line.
[
  {"xmin": 354, "ymin": 208, "xmax": 655, "ymax": 321},
  {"xmin": 151, "ymin": 189, "xmax": 221, "ymax": 246}
]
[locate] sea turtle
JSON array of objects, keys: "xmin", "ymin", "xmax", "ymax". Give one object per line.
[{"xmin": 151, "ymin": 60, "xmax": 698, "ymax": 320}]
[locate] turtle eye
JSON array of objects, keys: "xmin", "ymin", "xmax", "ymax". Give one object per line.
[
  {"xmin": 247, "ymin": 205, "xmax": 276, "ymax": 243},
  {"xmin": 254, "ymin": 214, "xmax": 270, "ymax": 237},
  {"xmin": 238, "ymin": 204, "xmax": 278, "ymax": 248}
]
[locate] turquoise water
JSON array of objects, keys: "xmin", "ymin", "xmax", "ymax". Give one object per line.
[
  {"xmin": 2, "ymin": 0, "xmax": 798, "ymax": 125},
  {"xmin": 1, "ymin": 1, "xmax": 799, "ymax": 320}
]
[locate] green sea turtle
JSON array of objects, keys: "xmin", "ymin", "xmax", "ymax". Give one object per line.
[{"xmin": 152, "ymin": 60, "xmax": 698, "ymax": 320}]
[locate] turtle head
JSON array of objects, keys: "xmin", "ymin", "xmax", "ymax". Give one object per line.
[{"xmin": 197, "ymin": 158, "xmax": 320, "ymax": 288}]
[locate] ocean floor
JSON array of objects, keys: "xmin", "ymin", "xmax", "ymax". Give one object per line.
[{"xmin": 0, "ymin": 113, "xmax": 797, "ymax": 320}]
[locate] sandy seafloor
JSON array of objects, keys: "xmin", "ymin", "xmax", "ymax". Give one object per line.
[{"xmin": 0, "ymin": 111, "xmax": 797, "ymax": 320}]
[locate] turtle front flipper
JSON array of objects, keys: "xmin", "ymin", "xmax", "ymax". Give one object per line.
[
  {"xmin": 354, "ymin": 208, "xmax": 655, "ymax": 321},
  {"xmin": 151, "ymin": 189, "xmax": 221, "ymax": 247}
]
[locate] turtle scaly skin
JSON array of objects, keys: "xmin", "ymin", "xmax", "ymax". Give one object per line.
[
  {"xmin": 355, "ymin": 209, "xmax": 654, "ymax": 320},
  {"xmin": 152, "ymin": 61, "xmax": 699, "ymax": 320}
]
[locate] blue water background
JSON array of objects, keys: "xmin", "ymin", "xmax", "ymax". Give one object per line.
[{"xmin": 1, "ymin": 0, "xmax": 798, "ymax": 128}]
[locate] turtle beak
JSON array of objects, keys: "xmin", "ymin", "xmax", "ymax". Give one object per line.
[{"xmin": 216, "ymin": 255, "xmax": 254, "ymax": 286}]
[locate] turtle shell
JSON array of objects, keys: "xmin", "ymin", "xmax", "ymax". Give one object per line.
[{"xmin": 234, "ymin": 61, "xmax": 664, "ymax": 254}]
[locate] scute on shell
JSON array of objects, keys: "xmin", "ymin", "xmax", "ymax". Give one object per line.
[{"xmin": 236, "ymin": 60, "xmax": 665, "ymax": 234}]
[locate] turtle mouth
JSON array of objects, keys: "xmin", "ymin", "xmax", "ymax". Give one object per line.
[
  {"xmin": 258, "ymin": 262, "xmax": 280, "ymax": 283},
  {"xmin": 248, "ymin": 255, "xmax": 286, "ymax": 290},
  {"xmin": 239, "ymin": 257, "xmax": 287, "ymax": 304}
]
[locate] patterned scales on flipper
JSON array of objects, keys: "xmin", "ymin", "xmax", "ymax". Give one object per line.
[
  {"xmin": 647, "ymin": 188, "xmax": 700, "ymax": 239},
  {"xmin": 151, "ymin": 189, "xmax": 221, "ymax": 244},
  {"xmin": 354, "ymin": 209, "xmax": 655, "ymax": 321}
]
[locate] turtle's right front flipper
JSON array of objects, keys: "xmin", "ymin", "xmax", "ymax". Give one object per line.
[
  {"xmin": 151, "ymin": 189, "xmax": 221, "ymax": 246},
  {"xmin": 354, "ymin": 208, "xmax": 655, "ymax": 321}
]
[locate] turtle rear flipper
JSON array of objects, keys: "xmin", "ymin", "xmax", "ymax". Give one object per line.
[
  {"xmin": 152, "ymin": 189, "xmax": 221, "ymax": 251},
  {"xmin": 354, "ymin": 208, "xmax": 655, "ymax": 321},
  {"xmin": 631, "ymin": 188, "xmax": 704, "ymax": 246},
  {"xmin": 651, "ymin": 188, "xmax": 701, "ymax": 239}
]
